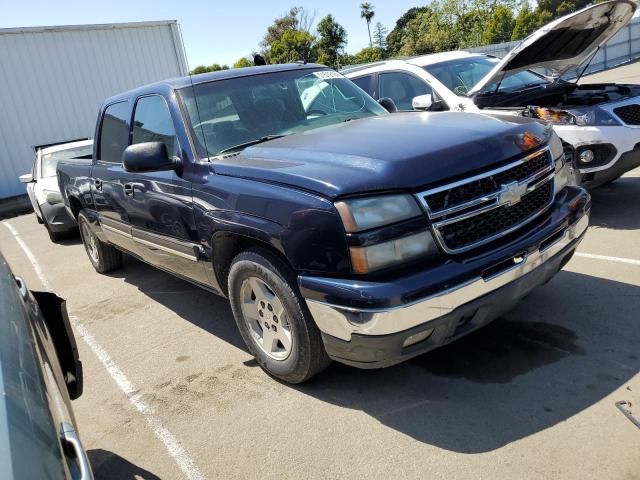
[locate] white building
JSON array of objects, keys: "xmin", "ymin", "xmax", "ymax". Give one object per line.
[{"xmin": 0, "ymin": 20, "xmax": 188, "ymax": 203}]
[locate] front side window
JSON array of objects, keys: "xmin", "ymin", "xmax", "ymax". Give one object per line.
[
  {"xmin": 179, "ymin": 69, "xmax": 387, "ymax": 158},
  {"xmin": 40, "ymin": 145, "xmax": 92, "ymax": 178},
  {"xmin": 132, "ymin": 95, "xmax": 177, "ymax": 155},
  {"xmin": 99, "ymin": 102, "xmax": 130, "ymax": 163},
  {"xmin": 351, "ymin": 75, "xmax": 374, "ymax": 96},
  {"xmin": 379, "ymin": 72, "xmax": 431, "ymax": 111},
  {"xmin": 424, "ymin": 56, "xmax": 548, "ymax": 96}
]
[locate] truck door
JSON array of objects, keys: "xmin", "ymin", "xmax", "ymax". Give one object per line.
[
  {"xmin": 123, "ymin": 94, "xmax": 207, "ymax": 284},
  {"xmin": 92, "ymin": 101, "xmax": 138, "ymax": 252}
]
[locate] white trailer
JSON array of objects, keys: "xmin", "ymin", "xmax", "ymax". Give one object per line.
[{"xmin": 0, "ymin": 20, "xmax": 188, "ymax": 202}]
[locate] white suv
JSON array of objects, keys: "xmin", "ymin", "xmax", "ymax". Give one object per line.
[{"xmin": 344, "ymin": 0, "xmax": 640, "ymax": 188}]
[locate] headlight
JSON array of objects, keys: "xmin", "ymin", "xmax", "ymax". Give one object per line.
[
  {"xmin": 536, "ymin": 107, "xmax": 621, "ymax": 126},
  {"xmin": 43, "ymin": 189, "xmax": 62, "ymax": 204},
  {"xmin": 335, "ymin": 194, "xmax": 422, "ymax": 233},
  {"xmin": 571, "ymin": 108, "xmax": 621, "ymax": 126},
  {"xmin": 548, "ymin": 131, "xmax": 564, "ymax": 160},
  {"xmin": 350, "ymin": 230, "xmax": 438, "ymax": 274}
]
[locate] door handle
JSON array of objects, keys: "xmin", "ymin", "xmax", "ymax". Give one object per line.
[
  {"xmin": 94, "ymin": 178, "xmax": 103, "ymax": 191},
  {"xmin": 61, "ymin": 422, "xmax": 94, "ymax": 480},
  {"xmin": 124, "ymin": 182, "xmax": 144, "ymax": 197}
]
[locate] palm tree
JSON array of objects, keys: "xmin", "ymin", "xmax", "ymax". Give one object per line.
[{"xmin": 360, "ymin": 3, "xmax": 375, "ymax": 49}]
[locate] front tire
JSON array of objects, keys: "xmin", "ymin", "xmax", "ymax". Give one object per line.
[
  {"xmin": 228, "ymin": 248, "xmax": 331, "ymax": 384},
  {"xmin": 78, "ymin": 211, "xmax": 122, "ymax": 273}
]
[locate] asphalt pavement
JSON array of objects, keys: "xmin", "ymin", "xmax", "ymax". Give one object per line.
[{"xmin": 2, "ymin": 167, "xmax": 639, "ymax": 480}]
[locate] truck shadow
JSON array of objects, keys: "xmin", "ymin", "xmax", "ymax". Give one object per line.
[
  {"xmin": 588, "ymin": 174, "xmax": 640, "ymax": 230},
  {"xmin": 112, "ymin": 259, "xmax": 638, "ymax": 454},
  {"xmin": 88, "ymin": 449, "xmax": 161, "ymax": 479},
  {"xmin": 294, "ymin": 269, "xmax": 639, "ymax": 453}
]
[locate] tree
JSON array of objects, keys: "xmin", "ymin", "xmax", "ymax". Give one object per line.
[
  {"xmin": 512, "ymin": 0, "xmax": 541, "ymax": 40},
  {"xmin": 233, "ymin": 57, "xmax": 253, "ymax": 68},
  {"xmin": 360, "ymin": 3, "xmax": 375, "ymax": 49},
  {"xmin": 373, "ymin": 22, "xmax": 388, "ymax": 51},
  {"xmin": 352, "ymin": 47, "xmax": 383, "ymax": 64},
  {"xmin": 316, "ymin": 14, "xmax": 347, "ymax": 68},
  {"xmin": 269, "ymin": 29, "xmax": 317, "ymax": 64},
  {"xmin": 189, "ymin": 64, "xmax": 229, "ymax": 75},
  {"xmin": 386, "ymin": 7, "xmax": 431, "ymax": 56},
  {"xmin": 262, "ymin": 6, "xmax": 316, "ymax": 51},
  {"xmin": 484, "ymin": 5, "xmax": 515, "ymax": 44}
]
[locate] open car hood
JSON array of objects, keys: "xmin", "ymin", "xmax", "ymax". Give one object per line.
[{"xmin": 469, "ymin": 0, "xmax": 636, "ymax": 96}]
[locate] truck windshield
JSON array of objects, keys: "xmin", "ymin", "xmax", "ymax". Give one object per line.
[
  {"xmin": 40, "ymin": 145, "xmax": 93, "ymax": 178},
  {"xmin": 179, "ymin": 68, "xmax": 388, "ymax": 159}
]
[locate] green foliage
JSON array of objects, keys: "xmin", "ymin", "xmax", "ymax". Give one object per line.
[
  {"xmin": 233, "ymin": 57, "xmax": 253, "ymax": 68},
  {"xmin": 373, "ymin": 22, "xmax": 388, "ymax": 51},
  {"xmin": 189, "ymin": 64, "xmax": 229, "ymax": 75},
  {"xmin": 269, "ymin": 29, "xmax": 317, "ymax": 64},
  {"xmin": 317, "ymin": 14, "xmax": 348, "ymax": 68},
  {"xmin": 352, "ymin": 47, "xmax": 384, "ymax": 64},
  {"xmin": 484, "ymin": 5, "xmax": 515, "ymax": 44}
]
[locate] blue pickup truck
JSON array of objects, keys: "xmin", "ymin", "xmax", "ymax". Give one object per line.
[{"xmin": 57, "ymin": 63, "xmax": 591, "ymax": 383}]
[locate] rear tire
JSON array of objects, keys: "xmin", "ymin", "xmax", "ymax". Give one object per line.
[
  {"xmin": 228, "ymin": 247, "xmax": 331, "ymax": 384},
  {"xmin": 78, "ymin": 211, "xmax": 122, "ymax": 273}
]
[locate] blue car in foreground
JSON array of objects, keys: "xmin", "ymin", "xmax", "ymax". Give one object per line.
[
  {"xmin": 57, "ymin": 63, "xmax": 590, "ymax": 383},
  {"xmin": 0, "ymin": 252, "xmax": 92, "ymax": 479}
]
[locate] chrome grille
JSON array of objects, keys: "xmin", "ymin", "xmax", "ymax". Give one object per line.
[
  {"xmin": 417, "ymin": 148, "xmax": 555, "ymax": 254},
  {"xmin": 613, "ymin": 104, "xmax": 640, "ymax": 125}
]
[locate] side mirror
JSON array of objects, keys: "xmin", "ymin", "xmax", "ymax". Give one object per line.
[
  {"xmin": 19, "ymin": 173, "xmax": 34, "ymax": 183},
  {"xmin": 122, "ymin": 142, "xmax": 177, "ymax": 173},
  {"xmin": 412, "ymin": 94, "xmax": 433, "ymax": 111},
  {"xmin": 378, "ymin": 97, "xmax": 398, "ymax": 114}
]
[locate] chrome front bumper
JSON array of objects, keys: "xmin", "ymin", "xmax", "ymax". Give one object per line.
[{"xmin": 306, "ymin": 213, "xmax": 589, "ymax": 342}]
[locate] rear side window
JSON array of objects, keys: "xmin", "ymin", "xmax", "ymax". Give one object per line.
[
  {"xmin": 99, "ymin": 102, "xmax": 130, "ymax": 163},
  {"xmin": 132, "ymin": 95, "xmax": 177, "ymax": 155},
  {"xmin": 351, "ymin": 75, "xmax": 374, "ymax": 96},
  {"xmin": 379, "ymin": 72, "xmax": 431, "ymax": 111}
]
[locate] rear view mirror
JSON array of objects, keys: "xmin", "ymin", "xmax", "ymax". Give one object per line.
[
  {"xmin": 378, "ymin": 97, "xmax": 398, "ymax": 113},
  {"xmin": 19, "ymin": 173, "xmax": 34, "ymax": 183},
  {"xmin": 412, "ymin": 94, "xmax": 433, "ymax": 111},
  {"xmin": 122, "ymin": 142, "xmax": 177, "ymax": 173}
]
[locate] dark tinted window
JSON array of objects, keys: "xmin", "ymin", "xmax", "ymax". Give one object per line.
[
  {"xmin": 351, "ymin": 75, "xmax": 374, "ymax": 95},
  {"xmin": 132, "ymin": 96, "xmax": 177, "ymax": 155},
  {"xmin": 379, "ymin": 72, "xmax": 431, "ymax": 111},
  {"xmin": 99, "ymin": 102, "xmax": 130, "ymax": 162}
]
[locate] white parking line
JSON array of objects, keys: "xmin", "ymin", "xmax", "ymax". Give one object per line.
[
  {"xmin": 2, "ymin": 221, "xmax": 205, "ymax": 480},
  {"xmin": 575, "ymin": 252, "xmax": 640, "ymax": 266}
]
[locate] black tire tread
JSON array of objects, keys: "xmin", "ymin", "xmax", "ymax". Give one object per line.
[
  {"xmin": 228, "ymin": 247, "xmax": 331, "ymax": 384},
  {"xmin": 78, "ymin": 211, "xmax": 122, "ymax": 274}
]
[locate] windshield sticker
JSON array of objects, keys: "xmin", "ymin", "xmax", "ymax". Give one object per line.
[{"xmin": 313, "ymin": 70, "xmax": 343, "ymax": 80}]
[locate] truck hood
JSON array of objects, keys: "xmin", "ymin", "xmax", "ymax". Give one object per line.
[
  {"xmin": 469, "ymin": 0, "xmax": 636, "ymax": 96},
  {"xmin": 213, "ymin": 112, "xmax": 551, "ymax": 198}
]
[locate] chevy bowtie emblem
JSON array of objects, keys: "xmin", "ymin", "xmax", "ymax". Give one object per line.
[{"xmin": 498, "ymin": 181, "xmax": 528, "ymax": 207}]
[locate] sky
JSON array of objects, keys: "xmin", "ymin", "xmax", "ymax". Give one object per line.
[{"xmin": 2, "ymin": 0, "xmax": 423, "ymax": 67}]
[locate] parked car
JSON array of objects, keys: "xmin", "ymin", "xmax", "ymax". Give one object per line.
[
  {"xmin": 0, "ymin": 252, "xmax": 92, "ymax": 479},
  {"xmin": 57, "ymin": 63, "xmax": 590, "ymax": 383},
  {"xmin": 344, "ymin": 0, "xmax": 639, "ymax": 189},
  {"xmin": 20, "ymin": 140, "xmax": 93, "ymax": 241}
]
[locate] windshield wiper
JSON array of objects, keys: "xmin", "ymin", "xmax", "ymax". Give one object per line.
[{"xmin": 217, "ymin": 135, "xmax": 289, "ymax": 155}]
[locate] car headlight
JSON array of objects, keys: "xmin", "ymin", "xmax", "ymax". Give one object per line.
[
  {"xmin": 43, "ymin": 189, "xmax": 62, "ymax": 204},
  {"xmin": 549, "ymin": 130, "xmax": 564, "ymax": 161},
  {"xmin": 350, "ymin": 230, "xmax": 438, "ymax": 274},
  {"xmin": 536, "ymin": 107, "xmax": 621, "ymax": 126},
  {"xmin": 335, "ymin": 194, "xmax": 422, "ymax": 233},
  {"xmin": 335, "ymin": 194, "xmax": 438, "ymax": 273}
]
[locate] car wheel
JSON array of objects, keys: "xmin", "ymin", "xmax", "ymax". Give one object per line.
[
  {"xmin": 78, "ymin": 211, "xmax": 122, "ymax": 273},
  {"xmin": 228, "ymin": 248, "xmax": 331, "ymax": 384}
]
